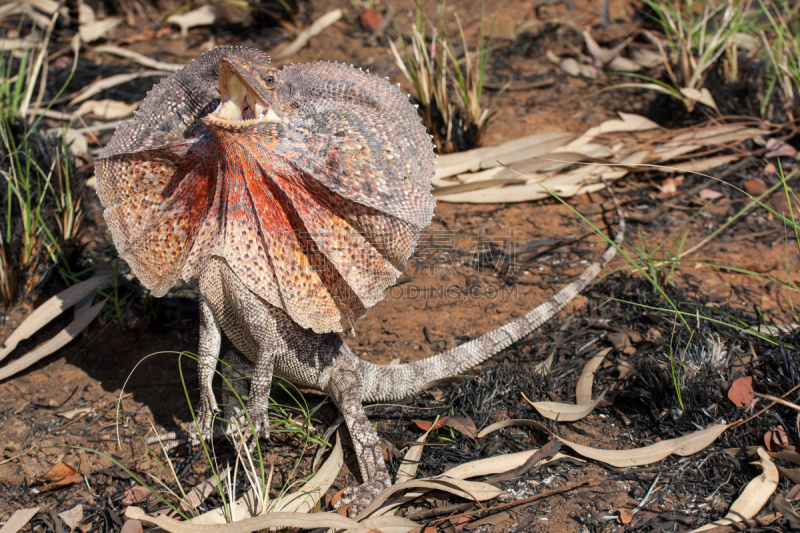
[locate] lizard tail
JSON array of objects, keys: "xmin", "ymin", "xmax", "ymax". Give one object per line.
[{"xmin": 360, "ymin": 189, "xmax": 625, "ymax": 403}]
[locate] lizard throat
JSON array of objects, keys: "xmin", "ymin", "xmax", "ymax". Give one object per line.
[{"xmin": 207, "ymin": 72, "xmax": 280, "ymax": 126}]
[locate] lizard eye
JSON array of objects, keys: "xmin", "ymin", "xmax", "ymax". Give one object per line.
[{"xmin": 265, "ymin": 75, "xmax": 276, "ymax": 88}]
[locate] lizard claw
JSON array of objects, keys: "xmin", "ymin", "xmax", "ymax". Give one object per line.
[{"xmin": 334, "ymin": 475, "xmax": 391, "ymax": 518}]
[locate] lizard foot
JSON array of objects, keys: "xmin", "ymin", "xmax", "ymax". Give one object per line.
[
  {"xmin": 334, "ymin": 474, "xmax": 391, "ymax": 518},
  {"xmin": 220, "ymin": 352, "xmax": 271, "ymax": 444},
  {"xmin": 192, "ymin": 405, "xmax": 221, "ymax": 444},
  {"xmin": 144, "ymin": 430, "xmax": 191, "ymax": 451}
]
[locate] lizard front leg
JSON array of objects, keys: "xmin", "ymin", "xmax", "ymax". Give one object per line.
[
  {"xmin": 221, "ymin": 347, "xmax": 275, "ymax": 441},
  {"xmin": 326, "ymin": 353, "xmax": 391, "ymax": 518},
  {"xmin": 193, "ymin": 298, "xmax": 223, "ymax": 444}
]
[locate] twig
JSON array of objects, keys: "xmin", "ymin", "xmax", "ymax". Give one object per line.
[
  {"xmin": 730, "ymin": 382, "xmax": 800, "ymax": 429},
  {"xmin": 93, "ymin": 45, "xmax": 184, "ymax": 72},
  {"xmin": 750, "ymin": 392, "xmax": 800, "ymax": 414},
  {"xmin": 410, "ymin": 480, "xmax": 589, "ymax": 532}
]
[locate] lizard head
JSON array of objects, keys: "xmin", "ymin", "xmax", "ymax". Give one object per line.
[{"xmin": 204, "ymin": 56, "xmax": 282, "ymax": 126}]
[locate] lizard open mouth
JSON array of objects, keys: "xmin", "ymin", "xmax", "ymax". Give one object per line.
[{"xmin": 208, "ymin": 64, "xmax": 279, "ymax": 125}]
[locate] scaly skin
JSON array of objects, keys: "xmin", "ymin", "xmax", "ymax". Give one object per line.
[{"xmin": 95, "ymin": 47, "xmax": 624, "ymax": 517}]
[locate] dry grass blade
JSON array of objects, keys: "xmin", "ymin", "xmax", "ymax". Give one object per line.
[
  {"xmin": 0, "ymin": 3, "xmax": 54, "ymax": 28},
  {"xmin": 275, "ymin": 9, "xmax": 342, "ymax": 60},
  {"xmin": 93, "ymin": 46, "xmax": 183, "ymax": 72},
  {"xmin": 559, "ymin": 424, "xmax": 729, "ymax": 467},
  {"xmin": 690, "ymin": 448, "xmax": 778, "ymax": 532},
  {"xmin": 0, "ymin": 273, "xmax": 111, "ymax": 362},
  {"xmin": 19, "ymin": 5, "xmax": 58, "ymax": 118},
  {"xmin": 68, "ymin": 70, "xmax": 170, "ymax": 107},
  {"xmin": 189, "ymin": 433, "xmax": 342, "ymax": 523},
  {"xmin": 0, "ymin": 299, "xmax": 106, "ymax": 381}
]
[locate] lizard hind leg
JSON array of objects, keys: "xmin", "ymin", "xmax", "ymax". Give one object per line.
[{"xmin": 326, "ymin": 353, "xmax": 391, "ymax": 518}]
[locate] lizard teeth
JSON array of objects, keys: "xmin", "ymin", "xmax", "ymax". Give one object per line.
[
  {"xmin": 214, "ymin": 96, "xmax": 243, "ymax": 121},
  {"xmin": 209, "ymin": 71, "xmax": 277, "ymax": 125}
]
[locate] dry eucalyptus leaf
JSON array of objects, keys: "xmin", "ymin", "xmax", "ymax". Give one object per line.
[
  {"xmin": 728, "ymin": 376, "xmax": 755, "ymax": 408},
  {"xmin": 700, "ymin": 189, "xmax": 723, "ymax": 200},
  {"xmin": 559, "ymin": 424, "xmax": 729, "ymax": 467},
  {"xmin": 27, "ymin": 0, "xmax": 61, "ymax": 15},
  {"xmin": 0, "ymin": 299, "xmax": 107, "ymax": 381},
  {"xmin": 350, "ymin": 516, "xmax": 420, "ymax": 533},
  {"xmin": 275, "ymin": 9, "xmax": 343, "ymax": 60},
  {"xmin": 617, "ymin": 508, "xmax": 633, "ymax": 524},
  {"xmin": 444, "ymin": 417, "xmax": 478, "ymax": 439},
  {"xmin": 607, "ymin": 56, "xmax": 642, "ymax": 72},
  {"xmin": 61, "ymin": 128, "xmax": 88, "ymax": 159},
  {"xmin": 182, "ymin": 468, "xmax": 230, "ymax": 511},
  {"xmin": 477, "ymin": 418, "xmax": 550, "ymax": 439},
  {"xmin": 630, "ymin": 47, "xmax": 663, "ymax": 68},
  {"xmin": 528, "ymin": 388, "xmax": 608, "ymax": 422},
  {"xmin": 396, "ymin": 430, "xmax": 429, "ymax": 484},
  {"xmin": 267, "ymin": 431, "xmax": 342, "ymax": 513},
  {"xmin": 80, "ymin": 18, "xmax": 121, "ymax": 43},
  {"xmin": 576, "ymin": 349, "xmax": 610, "ymax": 404},
  {"xmin": 445, "ymin": 448, "xmax": 578, "ymax": 480},
  {"xmin": 1, "ymin": 507, "xmax": 40, "ymax": 533},
  {"xmin": 38, "ymin": 461, "xmax": 79, "ymax": 491},
  {"xmin": 77, "ymin": 3, "xmax": 120, "ymax": 43},
  {"xmin": 560, "ymin": 57, "xmax": 582, "ymax": 77},
  {"xmin": 68, "ymin": 70, "xmax": 169, "ymax": 107},
  {"xmin": 58, "ymin": 504, "xmax": 83, "ymax": 531},
  {"xmin": 0, "ymin": 274, "xmax": 109, "ymax": 361},
  {"xmin": 532, "ymin": 351, "xmax": 555, "ymax": 377},
  {"xmin": 774, "ymin": 493, "xmax": 800, "ymax": 529},
  {"xmin": 680, "ymin": 87, "xmax": 718, "ymax": 111},
  {"xmin": 167, "ymin": 6, "xmax": 216, "ymax": 38},
  {"xmin": 73, "ymin": 99, "xmax": 139, "ymax": 120},
  {"xmin": 413, "ymin": 418, "xmax": 447, "ymax": 432},
  {"xmin": 121, "ymin": 485, "xmax": 151, "ymax": 505},
  {"xmin": 433, "ymin": 114, "xmax": 760, "ymax": 204},
  {"xmin": 690, "ymin": 448, "xmax": 778, "ymax": 532},
  {"xmin": 120, "ymin": 519, "xmax": 143, "ymax": 533},
  {"xmin": 744, "ymin": 178, "xmax": 768, "ymax": 196},
  {"xmin": 57, "ymin": 407, "xmax": 94, "ymax": 419},
  {"xmin": 128, "ymin": 506, "xmax": 367, "ymax": 532},
  {"xmin": 355, "ymin": 477, "xmax": 505, "ymax": 519}
]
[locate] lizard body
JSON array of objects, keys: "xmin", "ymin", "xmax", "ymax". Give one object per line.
[{"xmin": 96, "ymin": 47, "xmax": 624, "ymax": 515}]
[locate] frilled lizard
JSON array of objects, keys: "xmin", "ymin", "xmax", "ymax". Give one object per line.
[{"xmin": 95, "ymin": 47, "xmax": 624, "ymax": 516}]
